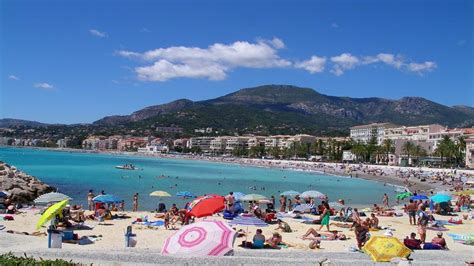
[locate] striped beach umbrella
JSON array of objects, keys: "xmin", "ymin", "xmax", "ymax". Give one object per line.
[
  {"xmin": 293, "ymin": 203, "xmax": 314, "ymax": 212},
  {"xmin": 162, "ymin": 220, "xmax": 236, "ymax": 256},
  {"xmin": 34, "ymin": 192, "xmax": 72, "ymax": 205},
  {"xmin": 229, "ymin": 215, "xmax": 268, "ymax": 227}
]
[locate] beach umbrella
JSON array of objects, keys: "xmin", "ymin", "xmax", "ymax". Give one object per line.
[
  {"xmin": 280, "ymin": 190, "xmax": 300, "ymax": 197},
  {"xmin": 92, "ymin": 194, "xmax": 123, "ymax": 204},
  {"xmin": 162, "ymin": 220, "xmax": 235, "ymax": 256},
  {"xmin": 229, "ymin": 215, "xmax": 268, "ymax": 227},
  {"xmin": 328, "ymin": 202, "xmax": 344, "ymax": 208},
  {"xmin": 149, "ymin": 191, "xmax": 171, "ymax": 197},
  {"xmin": 233, "ymin": 192, "xmax": 245, "ymax": 201},
  {"xmin": 396, "ymin": 192, "xmax": 413, "ymax": 200},
  {"xmin": 240, "ymin": 194, "xmax": 266, "ymax": 202},
  {"xmin": 187, "ymin": 195, "xmax": 225, "ymax": 218},
  {"xmin": 176, "ymin": 191, "xmax": 195, "ymax": 198},
  {"xmin": 410, "ymin": 195, "xmax": 428, "ymax": 201},
  {"xmin": 362, "ymin": 236, "xmax": 411, "ymax": 262},
  {"xmin": 34, "ymin": 192, "xmax": 72, "ymax": 205},
  {"xmin": 258, "ymin": 199, "xmax": 272, "ymax": 204},
  {"xmin": 431, "ymin": 194, "xmax": 452, "ymax": 203},
  {"xmin": 300, "ymin": 190, "xmax": 326, "ymax": 199},
  {"xmin": 454, "ymin": 190, "xmax": 474, "ymax": 195},
  {"xmin": 435, "ymin": 190, "xmax": 452, "ymax": 196},
  {"xmin": 0, "ymin": 191, "xmax": 9, "ymax": 198},
  {"xmin": 36, "ymin": 199, "xmax": 69, "ymax": 229}
]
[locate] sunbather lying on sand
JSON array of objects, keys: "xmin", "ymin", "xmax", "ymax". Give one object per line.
[{"xmin": 300, "ymin": 228, "xmax": 347, "ymax": 240}]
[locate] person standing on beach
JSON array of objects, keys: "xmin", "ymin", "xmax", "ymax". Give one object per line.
[
  {"xmin": 417, "ymin": 205, "xmax": 429, "ymax": 243},
  {"xmin": 407, "ymin": 199, "xmax": 417, "ymax": 225},
  {"xmin": 318, "ymin": 202, "xmax": 331, "ymax": 232},
  {"xmin": 87, "ymin": 190, "xmax": 95, "ymax": 211},
  {"xmin": 225, "ymin": 192, "xmax": 234, "ymax": 210},
  {"xmin": 383, "ymin": 193, "xmax": 389, "ymax": 208},
  {"xmin": 279, "ymin": 195, "xmax": 286, "ymax": 212},
  {"xmin": 133, "ymin": 193, "xmax": 139, "ymax": 212}
]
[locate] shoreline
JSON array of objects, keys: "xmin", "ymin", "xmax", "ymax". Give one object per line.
[{"xmin": 3, "ymin": 146, "xmax": 472, "ymax": 194}]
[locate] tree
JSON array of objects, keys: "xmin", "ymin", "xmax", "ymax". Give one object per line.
[
  {"xmin": 402, "ymin": 141, "xmax": 415, "ymax": 165},
  {"xmin": 454, "ymin": 136, "xmax": 466, "ymax": 166},
  {"xmin": 435, "ymin": 136, "xmax": 456, "ymax": 166},
  {"xmin": 381, "ymin": 139, "xmax": 394, "ymax": 164},
  {"xmin": 351, "ymin": 142, "xmax": 367, "ymax": 162}
]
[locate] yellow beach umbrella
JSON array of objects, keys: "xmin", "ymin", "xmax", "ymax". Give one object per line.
[
  {"xmin": 35, "ymin": 199, "xmax": 69, "ymax": 230},
  {"xmin": 454, "ymin": 190, "xmax": 474, "ymax": 195},
  {"xmin": 362, "ymin": 236, "xmax": 411, "ymax": 262},
  {"xmin": 150, "ymin": 191, "xmax": 171, "ymax": 197}
]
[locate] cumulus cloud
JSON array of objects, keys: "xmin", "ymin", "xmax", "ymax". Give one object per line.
[
  {"xmin": 407, "ymin": 61, "xmax": 437, "ymax": 74},
  {"xmin": 295, "ymin": 56, "xmax": 326, "ymax": 73},
  {"xmin": 118, "ymin": 38, "xmax": 291, "ymax": 81},
  {"xmin": 34, "ymin": 82, "xmax": 54, "ymax": 90},
  {"xmin": 330, "ymin": 53, "xmax": 360, "ymax": 76},
  {"xmin": 117, "ymin": 38, "xmax": 437, "ymax": 80},
  {"xmin": 89, "ymin": 29, "xmax": 107, "ymax": 38},
  {"xmin": 8, "ymin": 75, "xmax": 19, "ymax": 80}
]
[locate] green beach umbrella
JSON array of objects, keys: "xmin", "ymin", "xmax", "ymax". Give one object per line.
[
  {"xmin": 240, "ymin": 194, "xmax": 267, "ymax": 201},
  {"xmin": 396, "ymin": 192, "xmax": 412, "ymax": 200}
]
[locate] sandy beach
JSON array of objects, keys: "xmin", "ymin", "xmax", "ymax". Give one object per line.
[{"xmin": 1, "ymin": 207, "xmax": 473, "ymax": 265}]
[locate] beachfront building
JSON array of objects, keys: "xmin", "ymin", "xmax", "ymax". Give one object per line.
[
  {"xmin": 385, "ymin": 124, "xmax": 444, "ymax": 142},
  {"xmin": 56, "ymin": 138, "xmax": 68, "ymax": 148},
  {"xmin": 264, "ymin": 135, "xmax": 291, "ymax": 149},
  {"xmin": 188, "ymin": 137, "xmax": 213, "ymax": 153},
  {"xmin": 155, "ymin": 126, "xmax": 183, "ymax": 134},
  {"xmin": 466, "ymin": 134, "xmax": 474, "ymax": 169},
  {"xmin": 210, "ymin": 137, "xmax": 229, "ymax": 154},
  {"xmin": 247, "ymin": 136, "xmax": 266, "ymax": 148},
  {"xmin": 117, "ymin": 137, "xmax": 147, "ymax": 151},
  {"xmin": 350, "ymin": 123, "xmax": 398, "ymax": 145},
  {"xmin": 137, "ymin": 144, "xmax": 169, "ymax": 154},
  {"xmin": 428, "ymin": 128, "xmax": 471, "ymax": 151},
  {"xmin": 82, "ymin": 135, "xmax": 120, "ymax": 150},
  {"xmin": 225, "ymin": 136, "xmax": 250, "ymax": 153},
  {"xmin": 281, "ymin": 134, "xmax": 317, "ymax": 149},
  {"xmin": 173, "ymin": 138, "xmax": 189, "ymax": 149}
]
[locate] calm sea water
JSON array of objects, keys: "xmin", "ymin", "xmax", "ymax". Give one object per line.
[{"xmin": 0, "ymin": 147, "xmax": 397, "ymax": 210}]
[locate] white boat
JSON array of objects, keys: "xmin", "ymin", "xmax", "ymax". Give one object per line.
[{"xmin": 115, "ymin": 164, "xmax": 137, "ymax": 170}]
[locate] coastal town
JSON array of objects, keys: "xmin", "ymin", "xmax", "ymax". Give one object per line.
[{"xmin": 2, "ymin": 122, "xmax": 473, "ymax": 168}]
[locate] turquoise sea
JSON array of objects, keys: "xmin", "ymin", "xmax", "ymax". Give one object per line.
[{"xmin": 0, "ymin": 147, "xmax": 397, "ymax": 210}]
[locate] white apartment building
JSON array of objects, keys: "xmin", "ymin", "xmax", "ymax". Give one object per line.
[
  {"xmin": 137, "ymin": 144, "xmax": 169, "ymax": 154},
  {"xmin": 210, "ymin": 137, "xmax": 229, "ymax": 154},
  {"xmin": 247, "ymin": 136, "xmax": 266, "ymax": 148},
  {"xmin": 225, "ymin": 137, "xmax": 250, "ymax": 152},
  {"xmin": 428, "ymin": 128, "xmax": 466, "ymax": 151},
  {"xmin": 350, "ymin": 123, "xmax": 398, "ymax": 145},
  {"xmin": 385, "ymin": 124, "xmax": 444, "ymax": 142},
  {"xmin": 264, "ymin": 135, "xmax": 291, "ymax": 149},
  {"xmin": 188, "ymin": 137, "xmax": 213, "ymax": 153}
]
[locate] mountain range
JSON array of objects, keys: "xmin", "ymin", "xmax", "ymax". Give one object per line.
[{"xmin": 2, "ymin": 85, "xmax": 474, "ymax": 135}]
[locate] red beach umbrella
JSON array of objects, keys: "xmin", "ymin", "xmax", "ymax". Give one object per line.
[{"xmin": 186, "ymin": 195, "xmax": 225, "ymax": 218}]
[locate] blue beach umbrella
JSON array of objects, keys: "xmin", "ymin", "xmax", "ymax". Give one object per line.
[
  {"xmin": 229, "ymin": 215, "xmax": 268, "ymax": 227},
  {"xmin": 176, "ymin": 191, "xmax": 195, "ymax": 198},
  {"xmin": 431, "ymin": 194, "xmax": 452, "ymax": 203},
  {"xmin": 92, "ymin": 194, "xmax": 123, "ymax": 204},
  {"xmin": 410, "ymin": 195, "xmax": 429, "ymax": 201},
  {"xmin": 280, "ymin": 190, "xmax": 300, "ymax": 197},
  {"xmin": 0, "ymin": 191, "xmax": 9, "ymax": 198}
]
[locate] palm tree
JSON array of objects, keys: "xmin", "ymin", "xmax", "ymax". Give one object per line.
[
  {"xmin": 436, "ymin": 136, "xmax": 456, "ymax": 166},
  {"xmin": 382, "ymin": 139, "xmax": 394, "ymax": 164},
  {"xmin": 351, "ymin": 142, "xmax": 367, "ymax": 162},
  {"xmin": 402, "ymin": 141, "xmax": 415, "ymax": 165}
]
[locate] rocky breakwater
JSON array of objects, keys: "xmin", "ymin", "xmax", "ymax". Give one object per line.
[{"xmin": 0, "ymin": 161, "xmax": 54, "ymax": 203}]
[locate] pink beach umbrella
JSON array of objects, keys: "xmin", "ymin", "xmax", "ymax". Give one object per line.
[{"xmin": 162, "ymin": 220, "xmax": 236, "ymax": 256}]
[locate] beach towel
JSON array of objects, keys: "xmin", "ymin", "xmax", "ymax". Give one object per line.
[
  {"xmin": 448, "ymin": 233, "xmax": 474, "ymax": 242},
  {"xmin": 132, "ymin": 220, "xmax": 164, "ymax": 227}
]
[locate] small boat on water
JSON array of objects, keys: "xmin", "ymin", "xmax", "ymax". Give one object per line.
[{"xmin": 115, "ymin": 164, "xmax": 137, "ymax": 170}]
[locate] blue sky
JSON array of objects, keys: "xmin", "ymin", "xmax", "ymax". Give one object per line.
[{"xmin": 1, "ymin": 0, "xmax": 472, "ymax": 124}]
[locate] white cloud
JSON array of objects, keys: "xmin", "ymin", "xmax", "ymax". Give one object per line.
[
  {"xmin": 8, "ymin": 75, "xmax": 19, "ymax": 80},
  {"xmin": 457, "ymin": 40, "xmax": 467, "ymax": 46},
  {"xmin": 331, "ymin": 22, "xmax": 339, "ymax": 28},
  {"xmin": 118, "ymin": 39, "xmax": 291, "ymax": 81},
  {"xmin": 407, "ymin": 61, "xmax": 437, "ymax": 74},
  {"xmin": 295, "ymin": 56, "xmax": 326, "ymax": 73},
  {"xmin": 117, "ymin": 38, "xmax": 437, "ymax": 79},
  {"xmin": 89, "ymin": 29, "xmax": 107, "ymax": 38},
  {"xmin": 34, "ymin": 82, "xmax": 54, "ymax": 90},
  {"xmin": 140, "ymin": 28, "xmax": 151, "ymax": 33},
  {"xmin": 330, "ymin": 53, "xmax": 359, "ymax": 76}
]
